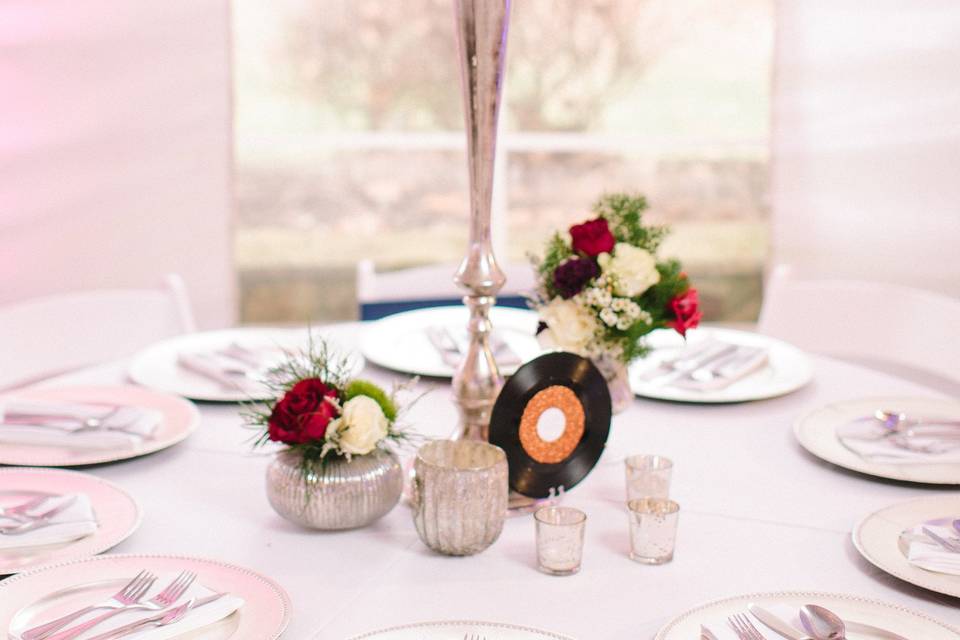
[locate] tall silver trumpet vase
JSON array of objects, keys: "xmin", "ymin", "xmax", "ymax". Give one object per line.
[{"xmin": 451, "ymin": 0, "xmax": 511, "ymax": 442}]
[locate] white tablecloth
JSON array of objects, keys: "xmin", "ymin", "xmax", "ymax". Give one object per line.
[{"xmin": 8, "ymin": 323, "xmax": 960, "ymax": 639}]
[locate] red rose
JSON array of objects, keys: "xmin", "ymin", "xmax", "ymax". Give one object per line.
[
  {"xmin": 268, "ymin": 378, "xmax": 339, "ymax": 444},
  {"xmin": 668, "ymin": 288, "xmax": 702, "ymax": 337},
  {"xmin": 569, "ymin": 217, "xmax": 615, "ymax": 256}
]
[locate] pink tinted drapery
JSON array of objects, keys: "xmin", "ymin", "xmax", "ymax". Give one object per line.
[
  {"xmin": 0, "ymin": 1, "xmax": 235, "ymax": 328},
  {"xmin": 771, "ymin": 1, "xmax": 960, "ymax": 296}
]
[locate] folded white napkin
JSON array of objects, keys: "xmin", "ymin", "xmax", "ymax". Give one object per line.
[
  {"xmin": 905, "ymin": 522, "xmax": 960, "ymax": 576},
  {"xmin": 176, "ymin": 350, "xmax": 269, "ymax": 393},
  {"xmin": 27, "ymin": 572, "xmax": 245, "ymax": 640},
  {"xmin": 0, "ymin": 402, "xmax": 161, "ymax": 451},
  {"xmin": 0, "ymin": 494, "xmax": 98, "ymax": 551},
  {"xmin": 836, "ymin": 418, "xmax": 960, "ymax": 464},
  {"xmin": 699, "ymin": 603, "xmax": 803, "ymax": 640}
]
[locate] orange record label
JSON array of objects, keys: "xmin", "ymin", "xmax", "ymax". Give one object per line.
[{"xmin": 518, "ymin": 385, "xmax": 586, "ymax": 464}]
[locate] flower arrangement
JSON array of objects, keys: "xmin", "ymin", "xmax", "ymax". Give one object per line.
[
  {"xmin": 530, "ymin": 193, "xmax": 701, "ymax": 366},
  {"xmin": 244, "ymin": 338, "xmax": 414, "ymax": 477}
]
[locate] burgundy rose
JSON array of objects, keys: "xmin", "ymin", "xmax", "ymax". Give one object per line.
[
  {"xmin": 569, "ymin": 217, "xmax": 615, "ymax": 256},
  {"xmin": 668, "ymin": 288, "xmax": 702, "ymax": 337},
  {"xmin": 553, "ymin": 256, "xmax": 599, "ymax": 299},
  {"xmin": 268, "ymin": 378, "xmax": 339, "ymax": 444}
]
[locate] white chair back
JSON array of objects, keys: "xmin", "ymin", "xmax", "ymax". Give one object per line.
[
  {"xmin": 356, "ymin": 260, "xmax": 535, "ymax": 320},
  {"xmin": 0, "ymin": 274, "xmax": 196, "ymax": 390},
  {"xmin": 758, "ymin": 265, "xmax": 960, "ymax": 387}
]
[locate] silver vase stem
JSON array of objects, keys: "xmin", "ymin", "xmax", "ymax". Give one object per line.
[{"xmin": 452, "ymin": 0, "xmax": 510, "ymax": 441}]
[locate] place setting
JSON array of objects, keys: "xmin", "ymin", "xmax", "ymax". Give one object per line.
[
  {"xmin": 627, "ymin": 327, "xmax": 814, "ymax": 404},
  {"xmin": 360, "ymin": 305, "xmax": 542, "ymax": 378},
  {"xmin": 656, "ymin": 591, "xmax": 960, "ymax": 639},
  {"xmin": 0, "ymin": 385, "xmax": 199, "ymax": 467},
  {"xmin": 0, "ymin": 554, "xmax": 290, "ymax": 640},
  {"xmin": 0, "ymin": 469, "xmax": 140, "ymax": 576},
  {"xmin": 794, "ymin": 396, "xmax": 960, "ymax": 484},
  {"xmin": 128, "ymin": 327, "xmax": 364, "ymax": 402},
  {"xmin": 853, "ymin": 493, "xmax": 960, "ymax": 599}
]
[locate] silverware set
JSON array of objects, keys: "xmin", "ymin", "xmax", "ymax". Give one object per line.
[
  {"xmin": 22, "ymin": 570, "xmax": 226, "ymax": 640},
  {"xmin": 701, "ymin": 603, "xmax": 908, "ymax": 640},
  {"xmin": 0, "ymin": 405, "xmax": 147, "ymax": 438},
  {"xmin": 0, "ymin": 495, "xmax": 76, "ymax": 536},
  {"xmin": 426, "ymin": 325, "xmax": 517, "ymax": 368},
  {"xmin": 639, "ymin": 340, "xmax": 766, "ymax": 389},
  {"xmin": 864, "ymin": 408, "xmax": 960, "ymax": 453}
]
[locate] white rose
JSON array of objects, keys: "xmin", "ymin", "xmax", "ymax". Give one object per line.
[
  {"xmin": 538, "ymin": 297, "xmax": 597, "ymax": 352},
  {"xmin": 597, "ymin": 243, "xmax": 660, "ymax": 297},
  {"xmin": 327, "ymin": 395, "xmax": 389, "ymax": 455}
]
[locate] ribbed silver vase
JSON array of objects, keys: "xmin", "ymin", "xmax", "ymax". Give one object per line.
[
  {"xmin": 266, "ymin": 448, "xmax": 403, "ymax": 530},
  {"xmin": 411, "ymin": 440, "xmax": 508, "ymax": 555}
]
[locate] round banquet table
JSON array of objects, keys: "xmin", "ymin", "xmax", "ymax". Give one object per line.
[{"xmin": 3, "ymin": 322, "xmax": 959, "ymax": 639}]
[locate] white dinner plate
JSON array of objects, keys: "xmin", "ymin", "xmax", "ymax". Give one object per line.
[
  {"xmin": 129, "ymin": 327, "xmax": 364, "ymax": 402},
  {"xmin": 0, "ymin": 385, "xmax": 199, "ymax": 467},
  {"xmin": 0, "ymin": 469, "xmax": 141, "ymax": 575},
  {"xmin": 655, "ymin": 590, "xmax": 960, "ymax": 639},
  {"xmin": 360, "ymin": 306, "xmax": 542, "ymax": 378},
  {"xmin": 0, "ymin": 554, "xmax": 290, "ymax": 640},
  {"xmin": 628, "ymin": 327, "xmax": 813, "ymax": 403},
  {"xmin": 346, "ymin": 620, "xmax": 574, "ymax": 640},
  {"xmin": 853, "ymin": 494, "xmax": 960, "ymax": 599},
  {"xmin": 794, "ymin": 396, "xmax": 960, "ymax": 484}
]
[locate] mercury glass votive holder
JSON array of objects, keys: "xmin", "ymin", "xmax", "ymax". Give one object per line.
[
  {"xmin": 411, "ymin": 440, "xmax": 508, "ymax": 556},
  {"xmin": 624, "ymin": 454, "xmax": 673, "ymax": 502},
  {"xmin": 534, "ymin": 506, "xmax": 587, "ymax": 576},
  {"xmin": 627, "ymin": 498, "xmax": 679, "ymax": 564}
]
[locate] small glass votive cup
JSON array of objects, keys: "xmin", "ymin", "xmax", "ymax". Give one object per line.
[
  {"xmin": 627, "ymin": 498, "xmax": 679, "ymax": 564},
  {"xmin": 534, "ymin": 506, "xmax": 586, "ymax": 576},
  {"xmin": 624, "ymin": 454, "xmax": 673, "ymax": 502}
]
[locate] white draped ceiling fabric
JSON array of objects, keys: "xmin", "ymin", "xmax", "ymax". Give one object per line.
[
  {"xmin": 772, "ymin": 0, "xmax": 960, "ymax": 296},
  {"xmin": 0, "ymin": 1, "xmax": 235, "ymax": 328}
]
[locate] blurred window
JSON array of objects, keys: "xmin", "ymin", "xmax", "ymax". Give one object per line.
[{"xmin": 234, "ymin": 0, "xmax": 772, "ymax": 323}]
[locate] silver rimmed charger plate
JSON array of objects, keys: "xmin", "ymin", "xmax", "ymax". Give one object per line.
[
  {"xmin": 0, "ymin": 385, "xmax": 199, "ymax": 467},
  {"xmin": 628, "ymin": 327, "xmax": 813, "ymax": 403},
  {"xmin": 0, "ymin": 554, "xmax": 291, "ymax": 640},
  {"xmin": 655, "ymin": 591, "xmax": 960, "ymax": 638},
  {"xmin": 0, "ymin": 469, "xmax": 141, "ymax": 575},
  {"xmin": 346, "ymin": 620, "xmax": 573, "ymax": 640},
  {"xmin": 854, "ymin": 494, "xmax": 960, "ymax": 599},
  {"xmin": 129, "ymin": 327, "xmax": 364, "ymax": 402},
  {"xmin": 360, "ymin": 306, "xmax": 542, "ymax": 378},
  {"xmin": 794, "ymin": 396, "xmax": 960, "ymax": 484}
]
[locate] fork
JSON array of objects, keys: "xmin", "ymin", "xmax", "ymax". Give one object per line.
[
  {"xmin": 0, "ymin": 497, "xmax": 78, "ymax": 535},
  {"xmin": 923, "ymin": 526, "xmax": 960, "ymax": 553},
  {"xmin": 0, "ymin": 495, "xmax": 52, "ymax": 522},
  {"xmin": 44, "ymin": 571, "xmax": 196, "ymax": 640},
  {"xmin": 463, "ymin": 634, "xmax": 486, "ymax": 640},
  {"xmin": 86, "ymin": 599, "xmax": 194, "ymax": 640},
  {"xmin": 22, "ymin": 570, "xmax": 157, "ymax": 640},
  {"xmin": 728, "ymin": 613, "xmax": 767, "ymax": 640}
]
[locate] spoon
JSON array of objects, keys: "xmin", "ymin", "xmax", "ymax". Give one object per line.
[
  {"xmin": 800, "ymin": 605, "xmax": 845, "ymax": 640},
  {"xmin": 800, "ymin": 604, "xmax": 910, "ymax": 640}
]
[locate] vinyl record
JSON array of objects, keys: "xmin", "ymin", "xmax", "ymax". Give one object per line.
[{"xmin": 489, "ymin": 352, "xmax": 611, "ymax": 498}]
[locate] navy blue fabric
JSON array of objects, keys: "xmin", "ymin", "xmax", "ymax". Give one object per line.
[{"xmin": 360, "ymin": 295, "xmax": 531, "ymax": 321}]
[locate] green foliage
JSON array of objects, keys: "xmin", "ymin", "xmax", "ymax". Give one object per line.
[
  {"xmin": 344, "ymin": 379, "xmax": 398, "ymax": 421},
  {"xmin": 592, "ymin": 192, "xmax": 667, "ymax": 252}
]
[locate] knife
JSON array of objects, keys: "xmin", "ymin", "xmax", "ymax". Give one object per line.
[{"xmin": 748, "ymin": 604, "xmax": 813, "ymax": 640}]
